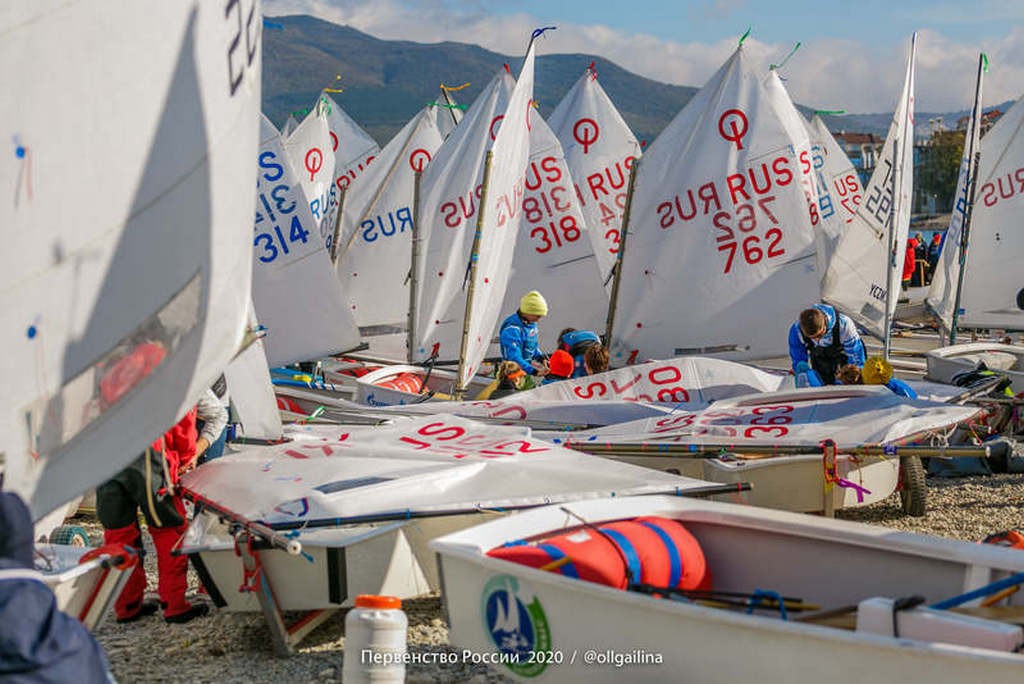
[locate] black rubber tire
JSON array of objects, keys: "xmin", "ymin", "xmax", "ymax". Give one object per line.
[
  {"xmin": 49, "ymin": 524, "xmax": 92, "ymax": 547},
  {"xmin": 899, "ymin": 455, "xmax": 927, "ymax": 517}
]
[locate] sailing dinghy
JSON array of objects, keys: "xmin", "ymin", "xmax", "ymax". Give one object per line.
[
  {"xmin": 433, "ymin": 495, "xmax": 1024, "ymax": 683},
  {"xmin": 178, "ymin": 414, "xmax": 721, "ymax": 654}
]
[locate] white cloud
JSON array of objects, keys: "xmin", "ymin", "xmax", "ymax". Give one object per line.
[{"xmin": 264, "ymin": 0, "xmax": 1024, "ymax": 113}]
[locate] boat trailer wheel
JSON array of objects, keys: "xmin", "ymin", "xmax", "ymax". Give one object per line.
[{"xmin": 899, "ymin": 455, "xmax": 927, "ymax": 517}]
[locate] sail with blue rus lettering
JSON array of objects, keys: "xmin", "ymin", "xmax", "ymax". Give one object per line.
[
  {"xmin": 253, "ymin": 114, "xmax": 359, "ymax": 367},
  {"xmin": 283, "ymin": 97, "xmax": 337, "ymax": 239},
  {"xmin": 319, "ymin": 92, "xmax": 381, "ymax": 234},
  {"xmin": 822, "ymin": 34, "xmax": 916, "ymax": 340},
  {"xmin": 928, "ymin": 65, "xmax": 1024, "ymax": 331},
  {"xmin": 412, "ymin": 66, "xmax": 515, "ymax": 365},
  {"xmin": 334, "ymin": 105, "xmax": 444, "ymax": 361},
  {"xmin": 0, "ymin": 0, "xmax": 261, "ymax": 520},
  {"xmin": 610, "ymin": 44, "xmax": 820, "ymax": 364},
  {"xmin": 455, "ymin": 37, "xmax": 539, "ymax": 387},
  {"xmin": 547, "ymin": 64, "xmax": 643, "ymax": 288},
  {"xmin": 494, "ymin": 113, "xmax": 608, "ymax": 359},
  {"xmin": 807, "ymin": 113, "xmax": 864, "ymax": 272}
]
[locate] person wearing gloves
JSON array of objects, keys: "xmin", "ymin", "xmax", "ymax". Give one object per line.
[
  {"xmin": 789, "ymin": 304, "xmax": 866, "ymax": 387},
  {"xmin": 499, "ymin": 290, "xmax": 550, "ymax": 377}
]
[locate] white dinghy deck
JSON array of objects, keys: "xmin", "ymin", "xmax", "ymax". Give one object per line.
[{"xmin": 433, "ymin": 495, "xmax": 1024, "ymax": 683}]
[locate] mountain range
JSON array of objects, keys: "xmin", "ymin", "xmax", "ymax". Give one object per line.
[{"xmin": 263, "ymin": 15, "xmax": 1012, "ymax": 146}]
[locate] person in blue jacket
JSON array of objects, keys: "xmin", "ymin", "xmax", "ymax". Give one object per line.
[
  {"xmin": 788, "ymin": 305, "xmax": 866, "ymax": 386},
  {"xmin": 499, "ymin": 291, "xmax": 550, "ymax": 378},
  {"xmin": 556, "ymin": 328, "xmax": 602, "ymax": 378},
  {"xmin": 0, "ymin": 491, "xmax": 113, "ymax": 683}
]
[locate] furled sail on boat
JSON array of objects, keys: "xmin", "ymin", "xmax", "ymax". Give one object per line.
[
  {"xmin": 822, "ymin": 33, "xmax": 917, "ymax": 341},
  {"xmin": 334, "ymin": 105, "xmax": 444, "ymax": 360},
  {"xmin": 928, "ymin": 58, "xmax": 1024, "ymax": 332},
  {"xmin": 0, "ymin": 1, "xmax": 261, "ymax": 519},
  {"xmin": 548, "ymin": 64, "xmax": 643, "ymax": 288},
  {"xmin": 253, "ymin": 114, "xmax": 360, "ymax": 367},
  {"xmin": 609, "ymin": 42, "xmax": 820, "ymax": 363}
]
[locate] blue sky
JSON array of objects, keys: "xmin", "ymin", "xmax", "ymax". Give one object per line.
[{"xmin": 264, "ymin": 0, "xmax": 1024, "ymax": 113}]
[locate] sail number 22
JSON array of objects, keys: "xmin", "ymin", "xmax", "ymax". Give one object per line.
[{"xmin": 713, "ymin": 195, "xmax": 785, "ymax": 274}]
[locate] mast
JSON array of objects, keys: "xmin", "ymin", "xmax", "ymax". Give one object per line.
[
  {"xmin": 882, "ymin": 134, "xmax": 898, "ymax": 360},
  {"xmin": 949, "ymin": 53, "xmax": 987, "ymax": 345},
  {"xmin": 407, "ymin": 170, "xmax": 422, "ymax": 362},
  {"xmin": 455, "ymin": 151, "xmax": 494, "ymax": 398},
  {"xmin": 603, "ymin": 158, "xmax": 639, "ymax": 349},
  {"xmin": 329, "ymin": 184, "xmax": 347, "ymax": 264}
]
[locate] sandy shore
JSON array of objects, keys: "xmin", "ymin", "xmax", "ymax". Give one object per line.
[{"xmin": 71, "ymin": 470, "xmax": 1024, "ymax": 683}]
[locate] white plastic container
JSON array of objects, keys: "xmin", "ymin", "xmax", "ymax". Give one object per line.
[
  {"xmin": 343, "ymin": 594, "xmax": 408, "ymax": 683},
  {"xmin": 856, "ymin": 597, "xmax": 1023, "ymax": 652}
]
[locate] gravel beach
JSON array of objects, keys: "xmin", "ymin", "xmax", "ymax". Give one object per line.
[{"xmin": 77, "ymin": 471, "xmax": 1024, "ymax": 683}]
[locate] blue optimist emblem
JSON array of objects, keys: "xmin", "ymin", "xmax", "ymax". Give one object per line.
[{"xmin": 481, "ymin": 574, "xmax": 551, "ymax": 677}]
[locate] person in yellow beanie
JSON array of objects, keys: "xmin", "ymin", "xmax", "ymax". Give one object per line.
[{"xmin": 498, "ymin": 291, "xmax": 549, "ymax": 377}]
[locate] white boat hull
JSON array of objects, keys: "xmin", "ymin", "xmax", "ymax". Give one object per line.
[
  {"xmin": 925, "ymin": 343, "xmax": 1024, "ymax": 392},
  {"xmin": 433, "ymin": 496, "xmax": 1024, "ymax": 683},
  {"xmin": 616, "ymin": 452, "xmax": 898, "ymax": 513},
  {"xmin": 36, "ymin": 543, "xmax": 134, "ymax": 630}
]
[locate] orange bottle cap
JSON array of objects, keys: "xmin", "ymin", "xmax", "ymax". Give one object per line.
[{"xmin": 354, "ymin": 594, "xmax": 402, "ymax": 609}]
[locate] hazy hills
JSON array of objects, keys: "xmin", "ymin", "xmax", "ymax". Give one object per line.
[{"xmin": 263, "ymin": 15, "xmax": 1011, "ymax": 146}]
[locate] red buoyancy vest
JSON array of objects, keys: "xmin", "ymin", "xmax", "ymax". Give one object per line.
[
  {"xmin": 488, "ymin": 516, "xmax": 710, "ymax": 592},
  {"xmin": 152, "ymin": 407, "xmax": 197, "ymax": 484}
]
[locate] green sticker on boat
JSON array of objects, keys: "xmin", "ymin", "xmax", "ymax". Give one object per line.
[{"xmin": 481, "ymin": 574, "xmax": 552, "ymax": 677}]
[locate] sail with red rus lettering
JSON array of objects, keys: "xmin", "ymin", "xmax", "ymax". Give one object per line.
[
  {"xmin": 253, "ymin": 114, "xmax": 360, "ymax": 367},
  {"xmin": 334, "ymin": 105, "xmax": 444, "ymax": 360},
  {"xmin": 548, "ymin": 64, "xmax": 643, "ymax": 288},
  {"xmin": 319, "ymin": 91, "xmax": 381, "ymax": 232},
  {"xmin": 822, "ymin": 33, "xmax": 916, "ymax": 340},
  {"xmin": 456, "ymin": 34, "xmax": 542, "ymax": 389},
  {"xmin": 762, "ymin": 69, "xmax": 824, "ymax": 278},
  {"xmin": 610, "ymin": 43, "xmax": 820, "ymax": 364},
  {"xmin": 283, "ymin": 97, "xmax": 337, "ymax": 238},
  {"xmin": 806, "ymin": 113, "xmax": 864, "ymax": 272},
  {"xmin": 495, "ymin": 113, "xmax": 608, "ymax": 358},
  {"xmin": 0, "ymin": 1, "xmax": 261, "ymax": 519},
  {"xmin": 927, "ymin": 57, "xmax": 1024, "ymax": 331},
  {"xmin": 411, "ymin": 65, "xmax": 515, "ymax": 364}
]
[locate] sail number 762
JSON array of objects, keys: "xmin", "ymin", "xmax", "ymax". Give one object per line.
[{"xmin": 714, "ymin": 195, "xmax": 785, "ymax": 274}]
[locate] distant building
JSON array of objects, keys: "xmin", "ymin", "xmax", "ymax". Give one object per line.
[
  {"xmin": 955, "ymin": 108, "xmax": 1003, "ymax": 136},
  {"xmin": 833, "ymin": 132, "xmax": 884, "ymax": 187}
]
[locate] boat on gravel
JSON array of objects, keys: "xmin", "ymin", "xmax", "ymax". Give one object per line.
[
  {"xmin": 432, "ymin": 495, "xmax": 1024, "ymax": 683},
  {"xmin": 925, "ymin": 342, "xmax": 1024, "ymax": 393}
]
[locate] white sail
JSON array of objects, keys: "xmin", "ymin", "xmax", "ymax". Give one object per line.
[
  {"xmin": 413, "ymin": 67, "xmax": 515, "ymax": 363},
  {"xmin": 944, "ymin": 95, "xmax": 1024, "ymax": 330},
  {"xmin": 497, "ymin": 115, "xmax": 608, "ymax": 356},
  {"xmin": 320, "ymin": 91, "xmax": 382, "ymax": 232},
  {"xmin": 253, "ymin": 115, "xmax": 360, "ymax": 366},
  {"xmin": 548, "ymin": 66, "xmax": 643, "ymax": 287},
  {"xmin": 436, "ymin": 85, "xmax": 465, "ymax": 139},
  {"xmin": 807, "ymin": 114, "xmax": 864, "ymax": 269},
  {"xmin": 281, "ymin": 113, "xmax": 299, "ymax": 138},
  {"xmin": 334, "ymin": 106, "xmax": 444, "ymax": 359},
  {"xmin": 458, "ymin": 41, "xmax": 539, "ymax": 387},
  {"xmin": 0, "ymin": 0, "xmax": 261, "ymax": 519},
  {"xmin": 223, "ymin": 305, "xmax": 283, "ymax": 441},
  {"xmin": 822, "ymin": 34, "xmax": 917, "ymax": 339},
  {"xmin": 610, "ymin": 46, "xmax": 820, "ymax": 363},
  {"xmin": 928, "ymin": 69, "xmax": 1024, "ymax": 331},
  {"xmin": 540, "ymin": 386, "xmax": 979, "ymax": 450},
  {"xmin": 181, "ymin": 414, "xmax": 711, "ymax": 526},
  {"xmin": 282, "ymin": 98, "xmax": 337, "ymax": 239}
]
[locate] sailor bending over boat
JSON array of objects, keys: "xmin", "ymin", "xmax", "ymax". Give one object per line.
[
  {"xmin": 789, "ymin": 304, "xmax": 866, "ymax": 386},
  {"xmin": 499, "ymin": 291, "xmax": 550, "ymax": 378}
]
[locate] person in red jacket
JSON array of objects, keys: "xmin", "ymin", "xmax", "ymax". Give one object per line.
[
  {"xmin": 902, "ymin": 237, "xmax": 918, "ymax": 290},
  {"xmin": 96, "ymin": 390, "xmax": 224, "ymax": 623}
]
